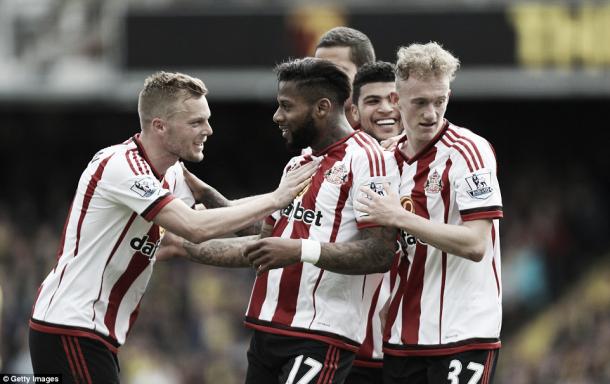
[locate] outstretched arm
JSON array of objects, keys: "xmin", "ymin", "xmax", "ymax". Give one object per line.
[
  {"xmin": 244, "ymin": 226, "xmax": 397, "ymax": 275},
  {"xmin": 157, "ymin": 222, "xmax": 275, "ymax": 267},
  {"xmin": 154, "ymin": 160, "xmax": 317, "ymax": 243}
]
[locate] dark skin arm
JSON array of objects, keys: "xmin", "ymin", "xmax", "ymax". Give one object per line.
[
  {"xmin": 156, "ymin": 220, "xmax": 274, "ymax": 268},
  {"xmin": 244, "ymin": 226, "xmax": 398, "ymax": 275}
]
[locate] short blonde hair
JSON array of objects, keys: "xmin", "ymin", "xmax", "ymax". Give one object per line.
[
  {"xmin": 138, "ymin": 71, "xmax": 208, "ymax": 124},
  {"xmin": 395, "ymin": 42, "xmax": 460, "ymax": 82}
]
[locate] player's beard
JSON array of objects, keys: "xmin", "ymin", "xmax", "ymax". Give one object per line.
[{"xmin": 287, "ymin": 114, "xmax": 317, "ymax": 152}]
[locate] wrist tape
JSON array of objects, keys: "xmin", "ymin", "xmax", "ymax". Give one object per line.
[{"xmin": 300, "ymin": 239, "xmax": 321, "ymax": 265}]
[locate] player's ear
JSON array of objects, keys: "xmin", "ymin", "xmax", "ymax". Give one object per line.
[
  {"xmin": 315, "ymin": 98, "xmax": 332, "ymax": 118},
  {"xmin": 350, "ymin": 103, "xmax": 360, "ymax": 124},
  {"xmin": 151, "ymin": 117, "xmax": 165, "ymax": 133}
]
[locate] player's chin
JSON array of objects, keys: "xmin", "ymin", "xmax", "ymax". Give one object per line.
[{"xmin": 183, "ymin": 152, "xmax": 204, "ymax": 163}]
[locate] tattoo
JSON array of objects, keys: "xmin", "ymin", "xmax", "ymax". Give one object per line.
[
  {"xmin": 183, "ymin": 235, "xmax": 258, "ymax": 267},
  {"xmin": 317, "ymin": 227, "xmax": 398, "ymax": 275}
]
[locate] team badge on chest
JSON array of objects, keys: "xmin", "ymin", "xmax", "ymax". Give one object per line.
[
  {"xmin": 424, "ymin": 169, "xmax": 443, "ymax": 194},
  {"xmin": 324, "ymin": 162, "xmax": 348, "ymax": 185}
]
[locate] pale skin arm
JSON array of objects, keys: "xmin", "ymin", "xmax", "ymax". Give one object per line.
[
  {"xmin": 181, "ymin": 163, "xmax": 266, "ymax": 235},
  {"xmin": 244, "ymin": 226, "xmax": 398, "ymax": 275},
  {"xmin": 153, "ymin": 160, "xmax": 317, "ymax": 243},
  {"xmin": 356, "ymin": 183, "xmax": 491, "ymax": 262}
]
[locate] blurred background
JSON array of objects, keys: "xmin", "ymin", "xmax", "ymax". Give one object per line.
[{"xmin": 1, "ymin": 0, "xmax": 609, "ymax": 383}]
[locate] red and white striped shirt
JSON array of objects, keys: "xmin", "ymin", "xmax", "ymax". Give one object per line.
[
  {"xmin": 352, "ymin": 250, "xmax": 400, "ymax": 367},
  {"xmin": 384, "ymin": 121, "xmax": 503, "ymax": 356},
  {"xmin": 245, "ymin": 130, "xmax": 400, "ymax": 352},
  {"xmin": 30, "ymin": 134, "xmax": 194, "ymax": 352}
]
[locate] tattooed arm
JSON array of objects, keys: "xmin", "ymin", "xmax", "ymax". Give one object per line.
[
  {"xmin": 244, "ymin": 226, "xmax": 398, "ymax": 275},
  {"xmin": 178, "ymin": 222, "xmax": 275, "ymax": 267}
]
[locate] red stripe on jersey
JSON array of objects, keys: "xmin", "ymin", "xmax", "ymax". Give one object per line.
[
  {"xmin": 352, "ymin": 133, "xmax": 375, "ymax": 176},
  {"xmin": 91, "ymin": 213, "xmax": 137, "ymax": 323},
  {"xmin": 440, "ymin": 137, "xmax": 474, "ymax": 172},
  {"xmin": 383, "ymin": 256, "xmax": 410, "ymax": 342},
  {"xmin": 55, "ymin": 199, "xmax": 74, "ymax": 269},
  {"xmin": 360, "ymin": 132, "xmax": 387, "ymax": 176},
  {"xmin": 330, "ymin": 171, "xmax": 353, "ymax": 242},
  {"xmin": 125, "ymin": 149, "xmax": 139, "ymax": 175},
  {"xmin": 448, "ymin": 127, "xmax": 485, "ymax": 169},
  {"xmin": 74, "ymin": 155, "xmax": 113, "ymax": 257},
  {"xmin": 438, "ymin": 158, "xmax": 451, "ymax": 343},
  {"xmin": 103, "ymin": 225, "xmax": 157, "ymax": 340},
  {"xmin": 445, "ymin": 129, "xmax": 482, "ymax": 170},
  {"xmin": 247, "ymin": 216, "xmax": 291, "ymax": 319},
  {"xmin": 247, "ymin": 273, "xmax": 269, "ymax": 319},
  {"xmin": 491, "ymin": 223, "xmax": 500, "ymax": 296},
  {"xmin": 402, "ymin": 148, "xmax": 436, "ymax": 344},
  {"xmin": 271, "ymin": 154, "xmax": 328, "ymax": 325},
  {"xmin": 356, "ymin": 132, "xmax": 380, "ymax": 175},
  {"xmin": 356, "ymin": 279, "xmax": 382, "ymax": 361},
  {"xmin": 264, "ymin": 216, "xmax": 276, "ymax": 226}
]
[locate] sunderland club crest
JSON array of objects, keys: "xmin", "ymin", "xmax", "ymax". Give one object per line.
[
  {"xmin": 424, "ymin": 170, "xmax": 443, "ymax": 194},
  {"xmin": 324, "ymin": 162, "xmax": 348, "ymax": 185}
]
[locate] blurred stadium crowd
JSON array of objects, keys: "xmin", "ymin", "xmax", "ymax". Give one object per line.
[{"xmin": 1, "ymin": 0, "xmax": 610, "ymax": 383}]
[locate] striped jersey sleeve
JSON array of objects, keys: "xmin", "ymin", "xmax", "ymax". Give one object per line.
[
  {"xmin": 446, "ymin": 127, "xmax": 503, "ymax": 221},
  {"xmin": 98, "ymin": 152, "xmax": 174, "ymax": 222},
  {"xmin": 351, "ymin": 132, "xmax": 401, "ymax": 229}
]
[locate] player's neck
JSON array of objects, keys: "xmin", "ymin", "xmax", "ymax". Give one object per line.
[
  {"xmin": 402, "ymin": 138, "xmax": 428, "ymax": 159},
  {"xmin": 138, "ymin": 131, "xmax": 177, "ymax": 176},
  {"xmin": 310, "ymin": 115, "xmax": 354, "ymax": 153}
]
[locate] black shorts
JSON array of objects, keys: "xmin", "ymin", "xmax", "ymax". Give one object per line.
[
  {"xmin": 344, "ymin": 365, "xmax": 382, "ymax": 384},
  {"xmin": 29, "ymin": 328, "xmax": 120, "ymax": 384},
  {"xmin": 246, "ymin": 330, "xmax": 356, "ymax": 384},
  {"xmin": 383, "ymin": 349, "xmax": 499, "ymax": 384}
]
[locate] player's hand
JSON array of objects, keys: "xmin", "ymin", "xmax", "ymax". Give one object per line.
[
  {"xmin": 181, "ymin": 162, "xmax": 211, "ymax": 203},
  {"xmin": 356, "ymin": 182, "xmax": 404, "ymax": 227},
  {"xmin": 243, "ymin": 238, "xmax": 301, "ymax": 275},
  {"xmin": 155, "ymin": 231, "xmax": 188, "ymax": 262},
  {"xmin": 379, "ymin": 133, "xmax": 404, "ymax": 151},
  {"xmin": 272, "ymin": 159, "xmax": 320, "ymax": 208}
]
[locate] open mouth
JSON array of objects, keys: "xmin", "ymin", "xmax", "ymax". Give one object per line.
[{"xmin": 375, "ymin": 118, "xmax": 397, "ymax": 126}]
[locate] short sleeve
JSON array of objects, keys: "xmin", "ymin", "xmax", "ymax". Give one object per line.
[
  {"xmin": 352, "ymin": 148, "xmax": 401, "ymax": 229},
  {"xmin": 99, "ymin": 156, "xmax": 174, "ymax": 222},
  {"xmin": 451, "ymin": 141, "xmax": 503, "ymax": 221}
]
